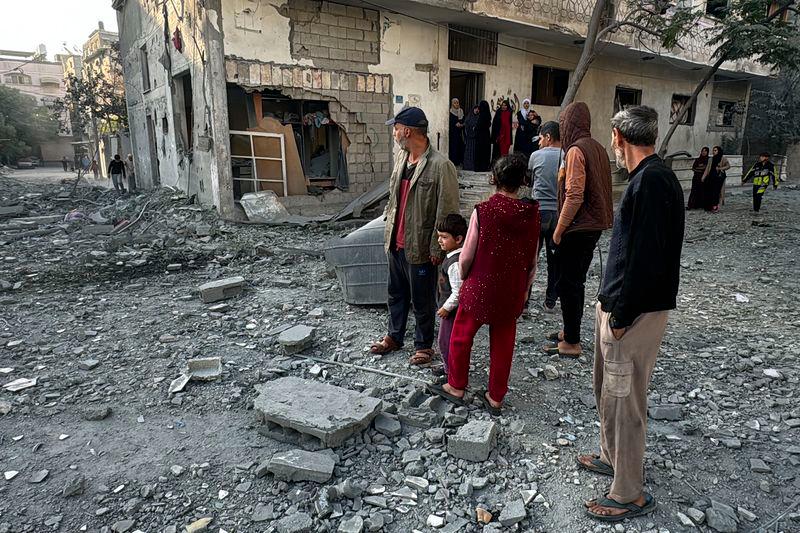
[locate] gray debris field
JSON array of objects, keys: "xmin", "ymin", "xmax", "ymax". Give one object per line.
[{"xmin": 1, "ymin": 175, "xmax": 800, "ymax": 532}]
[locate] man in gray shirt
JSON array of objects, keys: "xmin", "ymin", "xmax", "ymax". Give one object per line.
[{"xmin": 529, "ymin": 121, "xmax": 562, "ymax": 312}]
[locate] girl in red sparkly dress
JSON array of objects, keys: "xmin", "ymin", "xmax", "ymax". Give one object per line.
[{"xmin": 428, "ymin": 153, "xmax": 540, "ymax": 414}]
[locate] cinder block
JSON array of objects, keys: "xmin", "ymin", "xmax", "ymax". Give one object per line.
[
  {"xmin": 198, "ymin": 276, "xmax": 245, "ymax": 303},
  {"xmin": 338, "ymin": 16, "xmax": 356, "ymax": 29},
  {"xmin": 346, "ymin": 5, "xmax": 363, "ymax": 17},
  {"xmin": 448, "ymin": 420, "xmax": 497, "ymax": 462},
  {"xmin": 267, "ymin": 449, "xmax": 335, "ymax": 483}
]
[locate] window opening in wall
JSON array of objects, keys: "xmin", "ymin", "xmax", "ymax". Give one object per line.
[
  {"xmin": 140, "ymin": 45, "xmax": 151, "ymax": 92},
  {"xmin": 227, "ymin": 84, "xmax": 350, "ymax": 195},
  {"xmin": 670, "ymin": 94, "xmax": 695, "ymax": 125},
  {"xmin": 162, "ymin": 116, "xmax": 169, "ymax": 135},
  {"xmin": 716, "ymin": 100, "xmax": 737, "ymax": 127},
  {"xmin": 146, "ymin": 114, "xmax": 160, "ymax": 185},
  {"xmin": 531, "ymin": 66, "xmax": 570, "ymax": 107},
  {"xmin": 448, "ymin": 25, "xmax": 498, "ymax": 66},
  {"xmin": 172, "ymin": 72, "xmax": 193, "ymax": 151},
  {"xmin": 613, "ymin": 86, "xmax": 642, "ymax": 115},
  {"xmin": 4, "ymin": 73, "xmax": 32, "ymax": 85},
  {"xmin": 706, "ymin": 0, "xmax": 728, "ymax": 18},
  {"xmin": 229, "ymin": 130, "xmax": 287, "ymax": 199}
]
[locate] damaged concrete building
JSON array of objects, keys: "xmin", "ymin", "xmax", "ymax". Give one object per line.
[{"xmin": 113, "ymin": 0, "xmax": 770, "ymax": 219}]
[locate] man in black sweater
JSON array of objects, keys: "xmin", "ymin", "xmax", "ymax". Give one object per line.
[
  {"xmin": 579, "ymin": 106, "xmax": 685, "ymax": 523},
  {"xmin": 108, "ymin": 154, "xmax": 127, "ymax": 193}
]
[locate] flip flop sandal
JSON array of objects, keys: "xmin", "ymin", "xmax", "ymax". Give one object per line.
[
  {"xmin": 541, "ymin": 342, "xmax": 582, "ymax": 359},
  {"xmin": 585, "ymin": 493, "xmax": 657, "ymax": 522},
  {"xmin": 576, "ymin": 454, "xmax": 614, "ymax": 476},
  {"xmin": 479, "ymin": 390, "xmax": 502, "ymax": 416},
  {"xmin": 370, "ymin": 335, "xmax": 401, "ymax": 354},
  {"xmin": 426, "ymin": 383, "xmax": 466, "ymax": 406},
  {"xmin": 409, "ymin": 349, "xmax": 434, "ymax": 366}
]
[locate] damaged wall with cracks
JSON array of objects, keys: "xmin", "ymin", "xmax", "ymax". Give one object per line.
[
  {"xmin": 115, "ymin": 0, "xmax": 236, "ymax": 218},
  {"xmin": 222, "ymin": 0, "xmax": 393, "ymax": 193}
]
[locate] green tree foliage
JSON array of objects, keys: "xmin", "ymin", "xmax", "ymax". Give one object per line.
[
  {"xmin": 658, "ymin": 0, "xmax": 800, "ymax": 155},
  {"xmin": 0, "ymin": 85, "xmax": 58, "ymax": 163},
  {"xmin": 52, "ymin": 41, "xmax": 128, "ymax": 138}
]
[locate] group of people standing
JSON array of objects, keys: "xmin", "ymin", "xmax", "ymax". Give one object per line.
[
  {"xmin": 372, "ymin": 102, "xmax": 686, "ymax": 523},
  {"xmin": 449, "ymin": 97, "xmax": 542, "ymax": 172},
  {"xmin": 687, "ymin": 147, "xmax": 779, "ymax": 212}
]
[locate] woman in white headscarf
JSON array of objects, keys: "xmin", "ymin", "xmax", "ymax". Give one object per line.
[
  {"xmin": 513, "ymin": 98, "xmax": 541, "ymax": 157},
  {"xmin": 448, "ymin": 98, "xmax": 465, "ymax": 166}
]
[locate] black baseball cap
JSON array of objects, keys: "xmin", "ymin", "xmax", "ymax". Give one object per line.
[{"xmin": 386, "ymin": 106, "xmax": 428, "ymax": 128}]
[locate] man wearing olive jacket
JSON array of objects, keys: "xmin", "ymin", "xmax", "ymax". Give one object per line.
[{"xmin": 370, "ymin": 107, "xmax": 460, "ymax": 366}]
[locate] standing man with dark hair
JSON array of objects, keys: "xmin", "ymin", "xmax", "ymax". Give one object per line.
[
  {"xmin": 546, "ymin": 102, "xmax": 613, "ymax": 357},
  {"xmin": 529, "ymin": 120, "xmax": 562, "ymax": 313},
  {"xmin": 579, "ymin": 105, "xmax": 685, "ymax": 523},
  {"xmin": 370, "ymin": 107, "xmax": 460, "ymax": 367},
  {"xmin": 108, "ymin": 154, "xmax": 127, "ymax": 193},
  {"xmin": 742, "ymin": 152, "xmax": 778, "ymax": 212}
]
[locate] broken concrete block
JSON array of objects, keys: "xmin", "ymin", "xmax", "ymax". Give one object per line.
[
  {"xmin": 198, "ymin": 276, "xmax": 244, "ymax": 303},
  {"xmin": 338, "ymin": 516, "xmax": 365, "ymax": 533},
  {"xmin": 499, "ymin": 499, "xmax": 526, "ymax": 526},
  {"xmin": 0, "ymin": 206, "xmax": 25, "ymax": 218},
  {"xmin": 649, "ymin": 404, "xmax": 683, "ymax": 421},
  {"xmin": 448, "ymin": 419, "xmax": 497, "ymax": 462},
  {"xmin": 267, "ymin": 449, "xmax": 335, "ymax": 483},
  {"xmin": 374, "ymin": 413, "xmax": 401, "ymax": 437},
  {"xmin": 254, "ymin": 377, "xmax": 382, "ymax": 450},
  {"xmin": 278, "ymin": 325, "xmax": 315, "ymax": 355},
  {"xmin": 274, "ymin": 512, "xmax": 313, "ymax": 533},
  {"xmin": 168, "ymin": 374, "xmax": 190, "ymax": 394},
  {"xmin": 186, "ymin": 357, "xmax": 222, "ymax": 381},
  {"xmin": 83, "ymin": 224, "xmax": 115, "ymax": 235},
  {"xmin": 78, "ymin": 359, "xmax": 100, "ymax": 371},
  {"xmin": 240, "ymin": 191, "xmax": 290, "ymax": 223},
  {"xmin": 83, "ymin": 406, "xmax": 111, "ymax": 421}
]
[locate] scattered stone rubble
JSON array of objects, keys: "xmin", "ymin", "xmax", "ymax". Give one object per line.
[{"xmin": 1, "ymin": 175, "xmax": 799, "ymax": 532}]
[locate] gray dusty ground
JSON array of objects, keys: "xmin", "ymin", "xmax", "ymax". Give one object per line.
[{"xmin": 1, "ymin": 168, "xmax": 799, "ymax": 533}]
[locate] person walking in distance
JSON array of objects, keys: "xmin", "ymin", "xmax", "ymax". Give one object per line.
[
  {"xmin": 529, "ymin": 121, "xmax": 562, "ymax": 313},
  {"xmin": 742, "ymin": 152, "xmax": 778, "ymax": 212},
  {"xmin": 108, "ymin": 154, "xmax": 127, "ymax": 193},
  {"xmin": 125, "ymin": 154, "xmax": 137, "ymax": 192},
  {"xmin": 578, "ymin": 106, "xmax": 685, "ymax": 522},
  {"xmin": 90, "ymin": 158, "xmax": 99, "ymax": 179},
  {"xmin": 544, "ymin": 102, "xmax": 613, "ymax": 357},
  {"xmin": 61, "ymin": 156, "xmax": 69, "ymax": 172},
  {"xmin": 370, "ymin": 107, "xmax": 460, "ymax": 366}
]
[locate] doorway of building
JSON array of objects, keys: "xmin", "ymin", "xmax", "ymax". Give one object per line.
[{"xmin": 450, "ymin": 70, "xmax": 485, "ymax": 114}]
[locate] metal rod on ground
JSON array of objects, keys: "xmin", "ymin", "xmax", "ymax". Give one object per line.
[
  {"xmin": 112, "ymin": 199, "xmax": 152, "ymax": 234},
  {"xmin": 287, "ymin": 353, "xmax": 428, "ymax": 383}
]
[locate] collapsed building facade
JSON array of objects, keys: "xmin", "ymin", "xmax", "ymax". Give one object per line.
[{"xmin": 112, "ymin": 0, "xmax": 771, "ymax": 219}]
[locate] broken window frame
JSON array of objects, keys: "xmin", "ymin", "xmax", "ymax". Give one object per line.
[
  {"xmin": 531, "ymin": 66, "xmax": 570, "ymax": 107},
  {"xmin": 613, "ymin": 86, "xmax": 642, "ymax": 115},
  {"xmin": 229, "ymin": 130, "xmax": 288, "ymax": 198},
  {"xmin": 715, "ymin": 100, "xmax": 738, "ymax": 127},
  {"xmin": 670, "ymin": 94, "xmax": 695, "ymax": 125}
]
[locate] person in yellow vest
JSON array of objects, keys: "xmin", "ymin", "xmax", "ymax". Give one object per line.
[{"xmin": 742, "ymin": 152, "xmax": 779, "ymax": 212}]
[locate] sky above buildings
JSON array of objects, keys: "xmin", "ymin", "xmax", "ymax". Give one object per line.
[{"xmin": 1, "ymin": 0, "xmax": 119, "ymax": 60}]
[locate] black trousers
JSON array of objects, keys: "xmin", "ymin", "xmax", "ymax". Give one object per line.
[
  {"xmin": 539, "ymin": 210, "xmax": 559, "ymax": 307},
  {"xmin": 387, "ymin": 248, "xmax": 436, "ymax": 350},
  {"xmin": 753, "ymin": 185, "xmax": 764, "ymax": 212},
  {"xmin": 557, "ymin": 230, "xmax": 601, "ymax": 345}
]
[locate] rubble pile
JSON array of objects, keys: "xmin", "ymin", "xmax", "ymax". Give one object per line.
[{"xmin": 1, "ymin": 176, "xmax": 799, "ymax": 532}]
